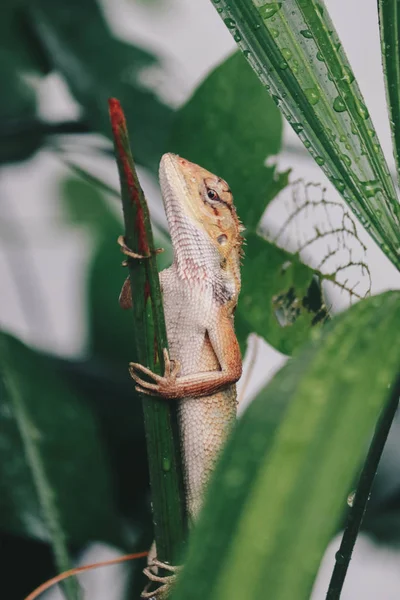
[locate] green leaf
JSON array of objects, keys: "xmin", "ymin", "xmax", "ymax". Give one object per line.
[
  {"xmin": 378, "ymin": 0, "xmax": 400, "ymax": 187},
  {"xmin": 29, "ymin": 0, "xmax": 173, "ymax": 172},
  {"xmin": 0, "ymin": 332, "xmax": 122, "ymax": 555},
  {"xmin": 211, "ymin": 0, "xmax": 400, "ymax": 270},
  {"xmin": 171, "ymin": 52, "xmax": 324, "ymax": 354},
  {"xmin": 170, "ymin": 51, "xmax": 285, "ymax": 230},
  {"xmin": 173, "ymin": 291, "xmax": 400, "ymax": 600},
  {"xmin": 239, "ymin": 232, "xmax": 325, "ymax": 355}
]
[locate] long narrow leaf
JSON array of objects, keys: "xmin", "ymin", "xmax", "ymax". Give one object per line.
[
  {"xmin": 172, "ymin": 291, "xmax": 400, "ymax": 600},
  {"xmin": 378, "ymin": 0, "xmax": 400, "ymax": 186},
  {"xmin": 210, "ymin": 0, "xmax": 400, "ymax": 269}
]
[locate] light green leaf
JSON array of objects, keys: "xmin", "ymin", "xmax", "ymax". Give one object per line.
[
  {"xmin": 211, "ymin": 0, "xmax": 400, "ymax": 270},
  {"xmin": 170, "ymin": 51, "xmax": 285, "ymax": 230},
  {"xmin": 173, "ymin": 291, "xmax": 400, "ymax": 600},
  {"xmin": 378, "ymin": 0, "xmax": 400, "ymax": 187}
]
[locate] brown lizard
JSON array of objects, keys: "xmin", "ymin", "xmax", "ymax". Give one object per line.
[{"xmin": 119, "ymin": 153, "xmax": 244, "ymax": 598}]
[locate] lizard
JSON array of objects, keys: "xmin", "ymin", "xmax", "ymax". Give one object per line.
[{"xmin": 119, "ymin": 152, "xmax": 244, "ymax": 598}]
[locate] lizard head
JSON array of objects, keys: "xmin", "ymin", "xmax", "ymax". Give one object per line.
[{"xmin": 159, "ymin": 153, "xmax": 244, "ymax": 281}]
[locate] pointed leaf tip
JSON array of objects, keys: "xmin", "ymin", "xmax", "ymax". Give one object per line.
[{"xmin": 108, "ymin": 98, "xmax": 126, "ymax": 133}]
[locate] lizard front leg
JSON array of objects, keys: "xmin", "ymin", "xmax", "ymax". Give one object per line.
[{"xmin": 129, "ymin": 310, "xmax": 242, "ymax": 399}]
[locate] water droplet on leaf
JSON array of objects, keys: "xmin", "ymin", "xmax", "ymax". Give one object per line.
[
  {"xmin": 305, "ymin": 87, "xmax": 320, "ymax": 105},
  {"xmin": 259, "ymin": 2, "xmax": 282, "ymax": 19},
  {"xmin": 281, "ymin": 47, "xmax": 292, "ymax": 60},
  {"xmin": 342, "ymin": 66, "xmax": 355, "ymax": 83},
  {"xmin": 357, "ymin": 103, "xmax": 369, "ymax": 119},
  {"xmin": 333, "ymin": 96, "xmax": 346, "ymax": 112}
]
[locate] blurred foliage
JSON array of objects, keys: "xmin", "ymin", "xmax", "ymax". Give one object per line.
[
  {"xmin": 1, "ymin": 0, "xmax": 399, "ymax": 599},
  {"xmin": 0, "ymin": 0, "xmax": 172, "ymax": 172}
]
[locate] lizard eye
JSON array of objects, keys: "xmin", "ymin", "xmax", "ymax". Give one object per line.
[{"xmin": 207, "ymin": 189, "xmax": 219, "ymax": 201}]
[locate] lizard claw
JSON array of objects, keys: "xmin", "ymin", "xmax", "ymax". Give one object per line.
[
  {"xmin": 118, "ymin": 235, "xmax": 164, "ymax": 261},
  {"xmin": 118, "ymin": 235, "xmax": 150, "ymax": 260},
  {"xmin": 129, "ymin": 349, "xmax": 181, "ymax": 398},
  {"xmin": 141, "ymin": 559, "xmax": 182, "ymax": 599}
]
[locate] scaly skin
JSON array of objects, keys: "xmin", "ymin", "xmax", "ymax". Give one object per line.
[{"xmin": 120, "ymin": 153, "xmax": 243, "ymax": 595}]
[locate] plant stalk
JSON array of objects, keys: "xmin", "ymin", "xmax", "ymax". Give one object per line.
[
  {"xmin": 108, "ymin": 98, "xmax": 186, "ymax": 566},
  {"xmin": 326, "ymin": 372, "xmax": 400, "ymax": 599}
]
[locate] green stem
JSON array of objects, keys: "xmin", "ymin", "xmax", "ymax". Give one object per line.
[
  {"xmin": 108, "ymin": 99, "xmax": 187, "ymax": 565},
  {"xmin": 326, "ymin": 372, "xmax": 400, "ymax": 599}
]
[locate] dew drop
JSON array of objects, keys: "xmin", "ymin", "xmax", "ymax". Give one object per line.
[
  {"xmin": 361, "ymin": 180, "xmax": 382, "ymax": 197},
  {"xmin": 376, "ymin": 209, "xmax": 382, "ymax": 218},
  {"xmin": 341, "ymin": 154, "xmax": 352, "ymax": 167},
  {"xmin": 272, "ymin": 94, "xmax": 281, "ymax": 106},
  {"xmin": 281, "ymin": 47, "xmax": 292, "ymax": 60},
  {"xmin": 332, "ymin": 178, "xmax": 345, "ymax": 192},
  {"xmin": 335, "ymin": 551, "xmax": 346, "ymax": 565},
  {"xmin": 373, "ymin": 144, "xmax": 380, "ymax": 153},
  {"xmin": 224, "ymin": 18, "xmax": 236, "ymax": 28},
  {"xmin": 305, "ymin": 87, "xmax": 320, "ymax": 105},
  {"xmin": 292, "ymin": 65, "xmax": 299, "ymax": 74},
  {"xmin": 347, "ymin": 491, "xmax": 355, "ymax": 507},
  {"xmin": 279, "ymin": 61, "xmax": 288, "ymax": 69},
  {"xmin": 292, "ymin": 122, "xmax": 304, "ymax": 134},
  {"xmin": 162, "ymin": 457, "xmax": 171, "ymax": 472},
  {"xmin": 304, "ymin": 140, "xmax": 311, "ymax": 148},
  {"xmin": 316, "ymin": 51, "xmax": 324, "ymax": 61},
  {"xmin": 339, "ymin": 134, "xmax": 346, "ymax": 143},
  {"xmin": 367, "ymin": 128, "xmax": 375, "ymax": 137},
  {"xmin": 259, "ymin": 2, "xmax": 282, "ymax": 19},
  {"xmin": 270, "ymin": 28, "xmax": 279, "ymax": 38},
  {"xmin": 315, "ymin": 156, "xmax": 325, "ymax": 166},
  {"xmin": 342, "ymin": 66, "xmax": 355, "ymax": 83},
  {"xmin": 356, "ymin": 102, "xmax": 369, "ymax": 119},
  {"xmin": 300, "ymin": 29, "xmax": 313, "ymax": 39},
  {"xmin": 333, "ymin": 96, "xmax": 346, "ymax": 112}
]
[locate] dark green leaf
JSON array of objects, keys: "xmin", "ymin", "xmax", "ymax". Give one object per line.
[
  {"xmin": 173, "ymin": 291, "xmax": 400, "ymax": 600},
  {"xmin": 170, "ymin": 51, "xmax": 285, "ymax": 230},
  {"xmin": 0, "ymin": 57, "xmax": 43, "ymax": 163},
  {"xmin": 0, "ymin": 2, "xmax": 51, "ymax": 74},
  {"xmin": 29, "ymin": 0, "xmax": 174, "ymax": 172},
  {"xmin": 239, "ymin": 232, "xmax": 325, "ymax": 355},
  {"xmin": 0, "ymin": 332, "xmax": 122, "ymax": 551}
]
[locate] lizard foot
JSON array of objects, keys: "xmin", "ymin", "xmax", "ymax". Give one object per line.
[
  {"xmin": 141, "ymin": 559, "xmax": 182, "ymax": 599},
  {"xmin": 129, "ymin": 348, "xmax": 181, "ymax": 398},
  {"xmin": 118, "ymin": 235, "xmax": 164, "ymax": 262}
]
